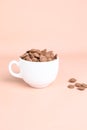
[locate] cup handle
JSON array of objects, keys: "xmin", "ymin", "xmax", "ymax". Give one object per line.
[{"xmin": 8, "ymin": 60, "xmax": 22, "ymax": 78}]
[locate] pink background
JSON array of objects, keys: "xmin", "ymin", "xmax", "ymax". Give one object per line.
[
  {"xmin": 0, "ymin": 0, "xmax": 87, "ymax": 55},
  {"xmin": 0, "ymin": 0, "xmax": 87, "ymax": 130}
]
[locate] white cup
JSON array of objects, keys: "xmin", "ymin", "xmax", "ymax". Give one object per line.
[{"xmin": 8, "ymin": 58, "xmax": 59, "ymax": 88}]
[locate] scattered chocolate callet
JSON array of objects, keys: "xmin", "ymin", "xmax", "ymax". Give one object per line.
[
  {"xmin": 75, "ymin": 83, "xmax": 81, "ymax": 87},
  {"xmin": 77, "ymin": 86, "xmax": 85, "ymax": 91},
  {"xmin": 81, "ymin": 83, "xmax": 87, "ymax": 88},
  {"xmin": 20, "ymin": 49, "xmax": 58, "ymax": 62},
  {"xmin": 68, "ymin": 78, "xmax": 77, "ymax": 83},
  {"xmin": 67, "ymin": 85, "xmax": 75, "ymax": 89},
  {"xmin": 67, "ymin": 78, "xmax": 87, "ymax": 91}
]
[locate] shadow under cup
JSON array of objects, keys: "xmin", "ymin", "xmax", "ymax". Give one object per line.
[{"xmin": 9, "ymin": 58, "xmax": 59, "ymax": 88}]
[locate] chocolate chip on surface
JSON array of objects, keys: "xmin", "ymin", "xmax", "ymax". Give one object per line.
[
  {"xmin": 68, "ymin": 78, "xmax": 77, "ymax": 83},
  {"xmin": 77, "ymin": 86, "xmax": 85, "ymax": 91},
  {"xmin": 67, "ymin": 84, "xmax": 75, "ymax": 89},
  {"xmin": 75, "ymin": 83, "xmax": 81, "ymax": 87},
  {"xmin": 81, "ymin": 83, "xmax": 87, "ymax": 88}
]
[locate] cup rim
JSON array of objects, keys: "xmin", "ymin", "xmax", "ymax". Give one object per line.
[{"xmin": 19, "ymin": 57, "xmax": 59, "ymax": 63}]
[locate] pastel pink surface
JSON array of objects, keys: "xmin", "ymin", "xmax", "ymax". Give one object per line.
[
  {"xmin": 0, "ymin": 0, "xmax": 87, "ymax": 129},
  {"xmin": 1, "ymin": 53, "xmax": 87, "ymax": 130}
]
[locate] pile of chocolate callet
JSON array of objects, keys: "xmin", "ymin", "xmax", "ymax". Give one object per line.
[{"xmin": 20, "ymin": 49, "xmax": 57, "ymax": 62}]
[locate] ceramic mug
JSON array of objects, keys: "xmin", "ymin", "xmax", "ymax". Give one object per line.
[{"xmin": 8, "ymin": 57, "xmax": 59, "ymax": 88}]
